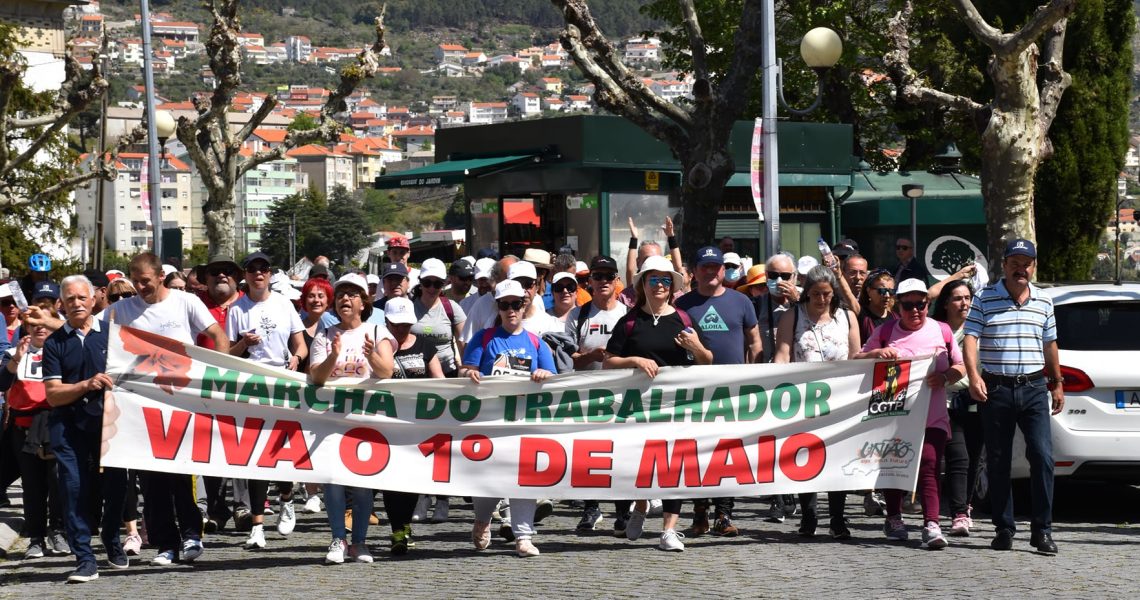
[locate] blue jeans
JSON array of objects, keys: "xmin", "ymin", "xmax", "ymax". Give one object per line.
[
  {"xmin": 979, "ymin": 377, "xmax": 1054, "ymax": 535},
  {"xmin": 324, "ymin": 484, "xmax": 372, "ymax": 543},
  {"xmin": 50, "ymin": 418, "xmax": 127, "ymax": 567}
]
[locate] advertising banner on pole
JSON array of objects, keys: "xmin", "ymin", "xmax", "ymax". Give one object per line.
[
  {"xmin": 102, "ymin": 325, "xmax": 933, "ymax": 499},
  {"xmin": 750, "ymin": 117, "xmax": 764, "ymax": 222}
]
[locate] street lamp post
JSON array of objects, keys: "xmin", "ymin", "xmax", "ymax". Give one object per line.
[
  {"xmin": 760, "ymin": 22, "xmax": 843, "ymax": 258},
  {"xmin": 902, "ymin": 184, "xmax": 925, "ymax": 252},
  {"xmin": 1117, "ymin": 177, "xmax": 1127, "ymax": 284}
]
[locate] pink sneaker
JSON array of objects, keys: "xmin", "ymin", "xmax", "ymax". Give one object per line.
[
  {"xmin": 123, "ymin": 533, "xmax": 143, "ymax": 556},
  {"xmin": 949, "ymin": 514, "xmax": 972, "ymax": 537}
]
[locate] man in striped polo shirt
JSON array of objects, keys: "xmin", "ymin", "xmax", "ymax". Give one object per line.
[{"xmin": 962, "ymin": 238, "xmax": 1064, "ymax": 555}]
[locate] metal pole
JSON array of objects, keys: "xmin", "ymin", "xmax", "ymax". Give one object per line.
[
  {"xmin": 140, "ymin": 0, "xmax": 163, "ymax": 256},
  {"xmin": 289, "ymin": 212, "xmax": 296, "ymax": 270},
  {"xmin": 94, "ymin": 26, "xmax": 110, "ymax": 270},
  {"xmin": 1116, "ymin": 178, "xmax": 1123, "ymax": 284},
  {"xmin": 911, "ymin": 196, "xmax": 918, "ymax": 256},
  {"xmin": 760, "ymin": 0, "xmax": 780, "ymax": 258}
]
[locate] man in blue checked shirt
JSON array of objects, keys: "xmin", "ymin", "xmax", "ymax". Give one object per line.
[{"xmin": 962, "ymin": 238, "xmax": 1064, "ymax": 556}]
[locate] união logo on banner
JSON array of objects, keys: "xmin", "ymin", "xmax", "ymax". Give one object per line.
[{"xmin": 864, "ymin": 360, "xmax": 911, "ymax": 421}]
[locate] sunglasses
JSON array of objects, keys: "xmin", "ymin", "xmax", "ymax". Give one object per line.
[
  {"xmin": 514, "ymin": 277, "xmax": 537, "ymax": 289},
  {"xmin": 766, "ymin": 271, "xmax": 794, "ymax": 281},
  {"xmin": 552, "ymin": 283, "xmax": 577, "ymax": 294},
  {"xmin": 497, "ymin": 300, "xmax": 525, "ymax": 311},
  {"xmin": 590, "ymin": 272, "xmax": 617, "ymax": 282},
  {"xmin": 874, "ymin": 287, "xmax": 895, "ymax": 296},
  {"xmin": 109, "ymin": 292, "xmax": 136, "ymax": 302},
  {"xmin": 899, "ymin": 300, "xmax": 928, "ymax": 311},
  {"xmin": 335, "ymin": 289, "xmax": 363, "ymax": 298},
  {"xmin": 646, "ymin": 275, "xmax": 673, "ymax": 288},
  {"xmin": 207, "ymin": 267, "xmax": 233, "ymax": 278},
  {"xmin": 420, "ymin": 279, "xmax": 445, "ymax": 289},
  {"xmin": 0, "ymin": 299, "xmax": 17, "ymax": 308},
  {"xmin": 896, "ymin": 245, "xmax": 912, "ymax": 251},
  {"xmin": 245, "ymin": 264, "xmax": 271, "ymax": 273}
]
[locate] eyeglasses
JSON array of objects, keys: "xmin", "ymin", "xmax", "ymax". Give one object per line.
[
  {"xmin": 552, "ymin": 283, "xmax": 577, "ymax": 294},
  {"xmin": 497, "ymin": 300, "xmax": 524, "ymax": 311},
  {"xmin": 245, "ymin": 264, "xmax": 271, "ymax": 273},
  {"xmin": 0, "ymin": 299, "xmax": 17, "ymax": 308},
  {"xmin": 590, "ymin": 272, "xmax": 617, "ymax": 282},
  {"xmin": 874, "ymin": 287, "xmax": 895, "ymax": 296},
  {"xmin": 207, "ymin": 267, "xmax": 232, "ymax": 278},
  {"xmin": 896, "ymin": 245, "xmax": 912, "ymax": 251},
  {"xmin": 899, "ymin": 300, "xmax": 928, "ymax": 311},
  {"xmin": 646, "ymin": 275, "xmax": 673, "ymax": 288},
  {"xmin": 766, "ymin": 271, "xmax": 794, "ymax": 281},
  {"xmin": 109, "ymin": 292, "xmax": 136, "ymax": 302},
  {"xmin": 335, "ymin": 289, "xmax": 362, "ymax": 298},
  {"xmin": 514, "ymin": 277, "xmax": 536, "ymax": 289},
  {"xmin": 420, "ymin": 278, "xmax": 444, "ymax": 289}
]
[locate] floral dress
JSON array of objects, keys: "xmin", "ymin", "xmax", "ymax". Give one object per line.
[{"xmin": 792, "ymin": 305, "xmax": 851, "ymax": 363}]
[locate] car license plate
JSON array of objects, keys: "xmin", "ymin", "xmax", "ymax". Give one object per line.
[{"xmin": 1115, "ymin": 390, "xmax": 1140, "ymax": 409}]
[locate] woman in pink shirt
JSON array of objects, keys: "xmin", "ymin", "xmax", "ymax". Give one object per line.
[{"xmin": 854, "ymin": 278, "xmax": 965, "ymax": 549}]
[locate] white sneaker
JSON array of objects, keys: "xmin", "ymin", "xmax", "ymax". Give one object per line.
[
  {"xmin": 245, "ymin": 524, "xmax": 266, "ymax": 549},
  {"xmin": 347, "ymin": 542, "xmax": 373, "ymax": 563},
  {"xmin": 647, "ymin": 499, "xmax": 664, "ymax": 516},
  {"xmin": 325, "ymin": 538, "xmax": 346, "ymax": 564},
  {"xmin": 277, "ymin": 499, "xmax": 296, "ymax": 535},
  {"xmin": 302, "ymin": 494, "xmax": 323, "ymax": 514},
  {"xmin": 625, "ymin": 511, "xmax": 646, "ymax": 541},
  {"xmin": 430, "ymin": 497, "xmax": 450, "ymax": 523},
  {"xmin": 412, "ymin": 495, "xmax": 430, "ymax": 522},
  {"xmin": 922, "ymin": 521, "xmax": 948, "ymax": 549},
  {"xmin": 659, "ymin": 529, "xmax": 685, "ymax": 552}
]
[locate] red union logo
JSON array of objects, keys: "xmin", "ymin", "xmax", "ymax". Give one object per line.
[{"xmin": 863, "ymin": 360, "xmax": 911, "ymax": 421}]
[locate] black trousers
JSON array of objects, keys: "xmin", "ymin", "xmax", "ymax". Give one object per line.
[
  {"xmin": 202, "ymin": 476, "xmax": 232, "ymax": 524},
  {"xmin": 12, "ymin": 426, "xmax": 62, "ymax": 538},
  {"xmin": 0, "ymin": 419, "xmax": 22, "ymax": 497},
  {"xmin": 140, "ymin": 470, "xmax": 201, "ymax": 552},
  {"xmin": 248, "ymin": 480, "xmax": 294, "ymax": 516},
  {"xmin": 380, "ymin": 490, "xmax": 419, "ymax": 532},
  {"xmin": 945, "ymin": 407, "xmax": 985, "ymax": 516},
  {"xmin": 799, "ymin": 491, "xmax": 848, "ymax": 525}
]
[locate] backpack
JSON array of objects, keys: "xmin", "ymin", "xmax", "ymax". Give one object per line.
[{"xmin": 624, "ymin": 308, "xmax": 693, "ymax": 336}]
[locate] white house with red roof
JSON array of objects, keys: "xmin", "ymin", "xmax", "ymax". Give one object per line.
[
  {"xmin": 435, "ymin": 43, "xmax": 468, "ymax": 65},
  {"xmin": 286, "ymin": 144, "xmax": 355, "ymax": 194},
  {"xmin": 511, "ymin": 92, "xmax": 541, "ymax": 118}
]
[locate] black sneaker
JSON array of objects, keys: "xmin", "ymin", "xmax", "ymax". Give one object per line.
[
  {"xmin": 576, "ymin": 506, "xmax": 603, "ymax": 531},
  {"xmin": 613, "ymin": 514, "xmax": 629, "ymax": 537},
  {"xmin": 67, "ymin": 562, "xmax": 99, "ymax": 583},
  {"xmin": 991, "ymin": 528, "xmax": 1015, "ymax": 551},
  {"xmin": 798, "ymin": 509, "xmax": 818, "ymax": 537},
  {"xmin": 829, "ymin": 518, "xmax": 852, "ymax": 540},
  {"xmin": 765, "ymin": 501, "xmax": 786, "ymax": 523},
  {"xmin": 234, "ymin": 508, "xmax": 253, "ymax": 532},
  {"xmin": 107, "ymin": 550, "xmax": 129, "ymax": 570}
]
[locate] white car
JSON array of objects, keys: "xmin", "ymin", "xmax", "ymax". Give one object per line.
[{"xmin": 1006, "ymin": 283, "xmax": 1140, "ymax": 481}]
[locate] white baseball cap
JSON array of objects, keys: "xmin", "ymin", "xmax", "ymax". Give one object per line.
[
  {"xmin": 494, "ymin": 279, "xmax": 526, "ymax": 299},
  {"xmin": 161, "ymin": 264, "xmax": 177, "ymax": 276},
  {"xmin": 723, "ymin": 252, "xmax": 742, "ymax": 267},
  {"xmin": 797, "ymin": 255, "xmax": 818, "ymax": 275},
  {"xmin": 419, "ymin": 258, "xmax": 447, "ymax": 281},
  {"xmin": 365, "ymin": 273, "xmax": 380, "ymax": 286},
  {"xmin": 384, "ymin": 296, "xmax": 417, "ymax": 324},
  {"xmin": 332, "ymin": 273, "xmax": 368, "ymax": 296},
  {"xmin": 897, "ymin": 278, "xmax": 929, "ymax": 297},
  {"xmin": 474, "ymin": 257, "xmax": 495, "ymax": 280},
  {"xmin": 552, "ymin": 272, "xmax": 576, "ymax": 286},
  {"xmin": 507, "ymin": 261, "xmax": 538, "ymax": 281}
]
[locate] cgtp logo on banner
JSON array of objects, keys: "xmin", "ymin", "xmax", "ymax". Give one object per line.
[{"xmin": 102, "ymin": 325, "xmax": 934, "ymax": 499}]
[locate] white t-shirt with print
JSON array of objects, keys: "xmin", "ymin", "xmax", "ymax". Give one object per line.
[
  {"xmin": 309, "ymin": 322, "xmax": 396, "ymax": 383},
  {"xmin": 565, "ymin": 302, "xmax": 629, "ymax": 371},
  {"xmin": 107, "ymin": 289, "xmax": 215, "ymax": 345},
  {"xmin": 225, "ymin": 292, "xmax": 304, "ymax": 367}
]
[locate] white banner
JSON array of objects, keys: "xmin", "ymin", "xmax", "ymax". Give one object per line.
[{"xmin": 102, "ymin": 325, "xmax": 932, "ymax": 499}]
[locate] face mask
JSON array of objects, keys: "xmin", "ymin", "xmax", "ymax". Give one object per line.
[
  {"xmin": 725, "ymin": 267, "xmax": 742, "ymax": 283},
  {"xmin": 767, "ymin": 279, "xmax": 780, "ymax": 295}
]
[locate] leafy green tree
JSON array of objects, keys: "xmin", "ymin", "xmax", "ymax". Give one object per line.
[
  {"xmin": 259, "ymin": 188, "xmax": 326, "ymax": 268},
  {"xmin": 318, "ymin": 185, "xmax": 371, "ymax": 266},
  {"xmin": 288, "ymin": 112, "xmax": 320, "ymax": 131}
]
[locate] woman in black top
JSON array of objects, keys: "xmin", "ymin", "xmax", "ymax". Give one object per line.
[
  {"xmin": 381, "ymin": 297, "xmax": 443, "ymax": 555},
  {"xmin": 299, "ymin": 277, "xmax": 335, "ymax": 373},
  {"xmin": 604, "ymin": 255, "xmax": 711, "ymax": 552}
]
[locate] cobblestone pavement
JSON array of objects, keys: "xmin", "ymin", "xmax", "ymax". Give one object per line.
[{"xmin": 1, "ymin": 481, "xmax": 1138, "ymax": 599}]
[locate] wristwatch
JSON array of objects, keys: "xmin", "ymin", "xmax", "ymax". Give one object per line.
[{"xmin": 1046, "ymin": 376, "xmax": 1063, "ymax": 391}]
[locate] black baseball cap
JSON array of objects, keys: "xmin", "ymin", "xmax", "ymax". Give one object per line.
[
  {"xmin": 382, "ymin": 263, "xmax": 409, "ymax": 279},
  {"xmin": 242, "ymin": 252, "xmax": 272, "ymax": 268},
  {"xmin": 84, "ymin": 269, "xmax": 110, "ymax": 288},
  {"xmin": 449, "ymin": 261, "xmax": 475, "ymax": 278},
  {"xmin": 589, "ymin": 255, "xmax": 618, "ymax": 272}
]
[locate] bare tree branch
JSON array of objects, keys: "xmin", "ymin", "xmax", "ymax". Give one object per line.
[
  {"xmin": 998, "ymin": 0, "xmax": 1075, "ymax": 57},
  {"xmin": 885, "ymin": 2, "xmax": 985, "ymax": 115},
  {"xmin": 551, "ymin": 0, "xmax": 691, "ymax": 129},
  {"xmin": 1036, "ymin": 18, "xmax": 1071, "ymax": 155},
  {"xmin": 947, "ymin": 0, "xmax": 1005, "ymax": 50},
  {"xmin": 678, "ymin": 0, "xmax": 708, "ymax": 83}
]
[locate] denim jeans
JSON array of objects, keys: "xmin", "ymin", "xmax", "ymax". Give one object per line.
[
  {"xmin": 980, "ymin": 377, "xmax": 1054, "ymax": 535},
  {"xmin": 324, "ymin": 484, "xmax": 372, "ymax": 543},
  {"xmin": 50, "ymin": 418, "xmax": 127, "ymax": 567}
]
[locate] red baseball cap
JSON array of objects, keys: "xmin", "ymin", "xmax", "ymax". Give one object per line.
[{"xmin": 387, "ymin": 235, "xmax": 410, "ymax": 249}]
